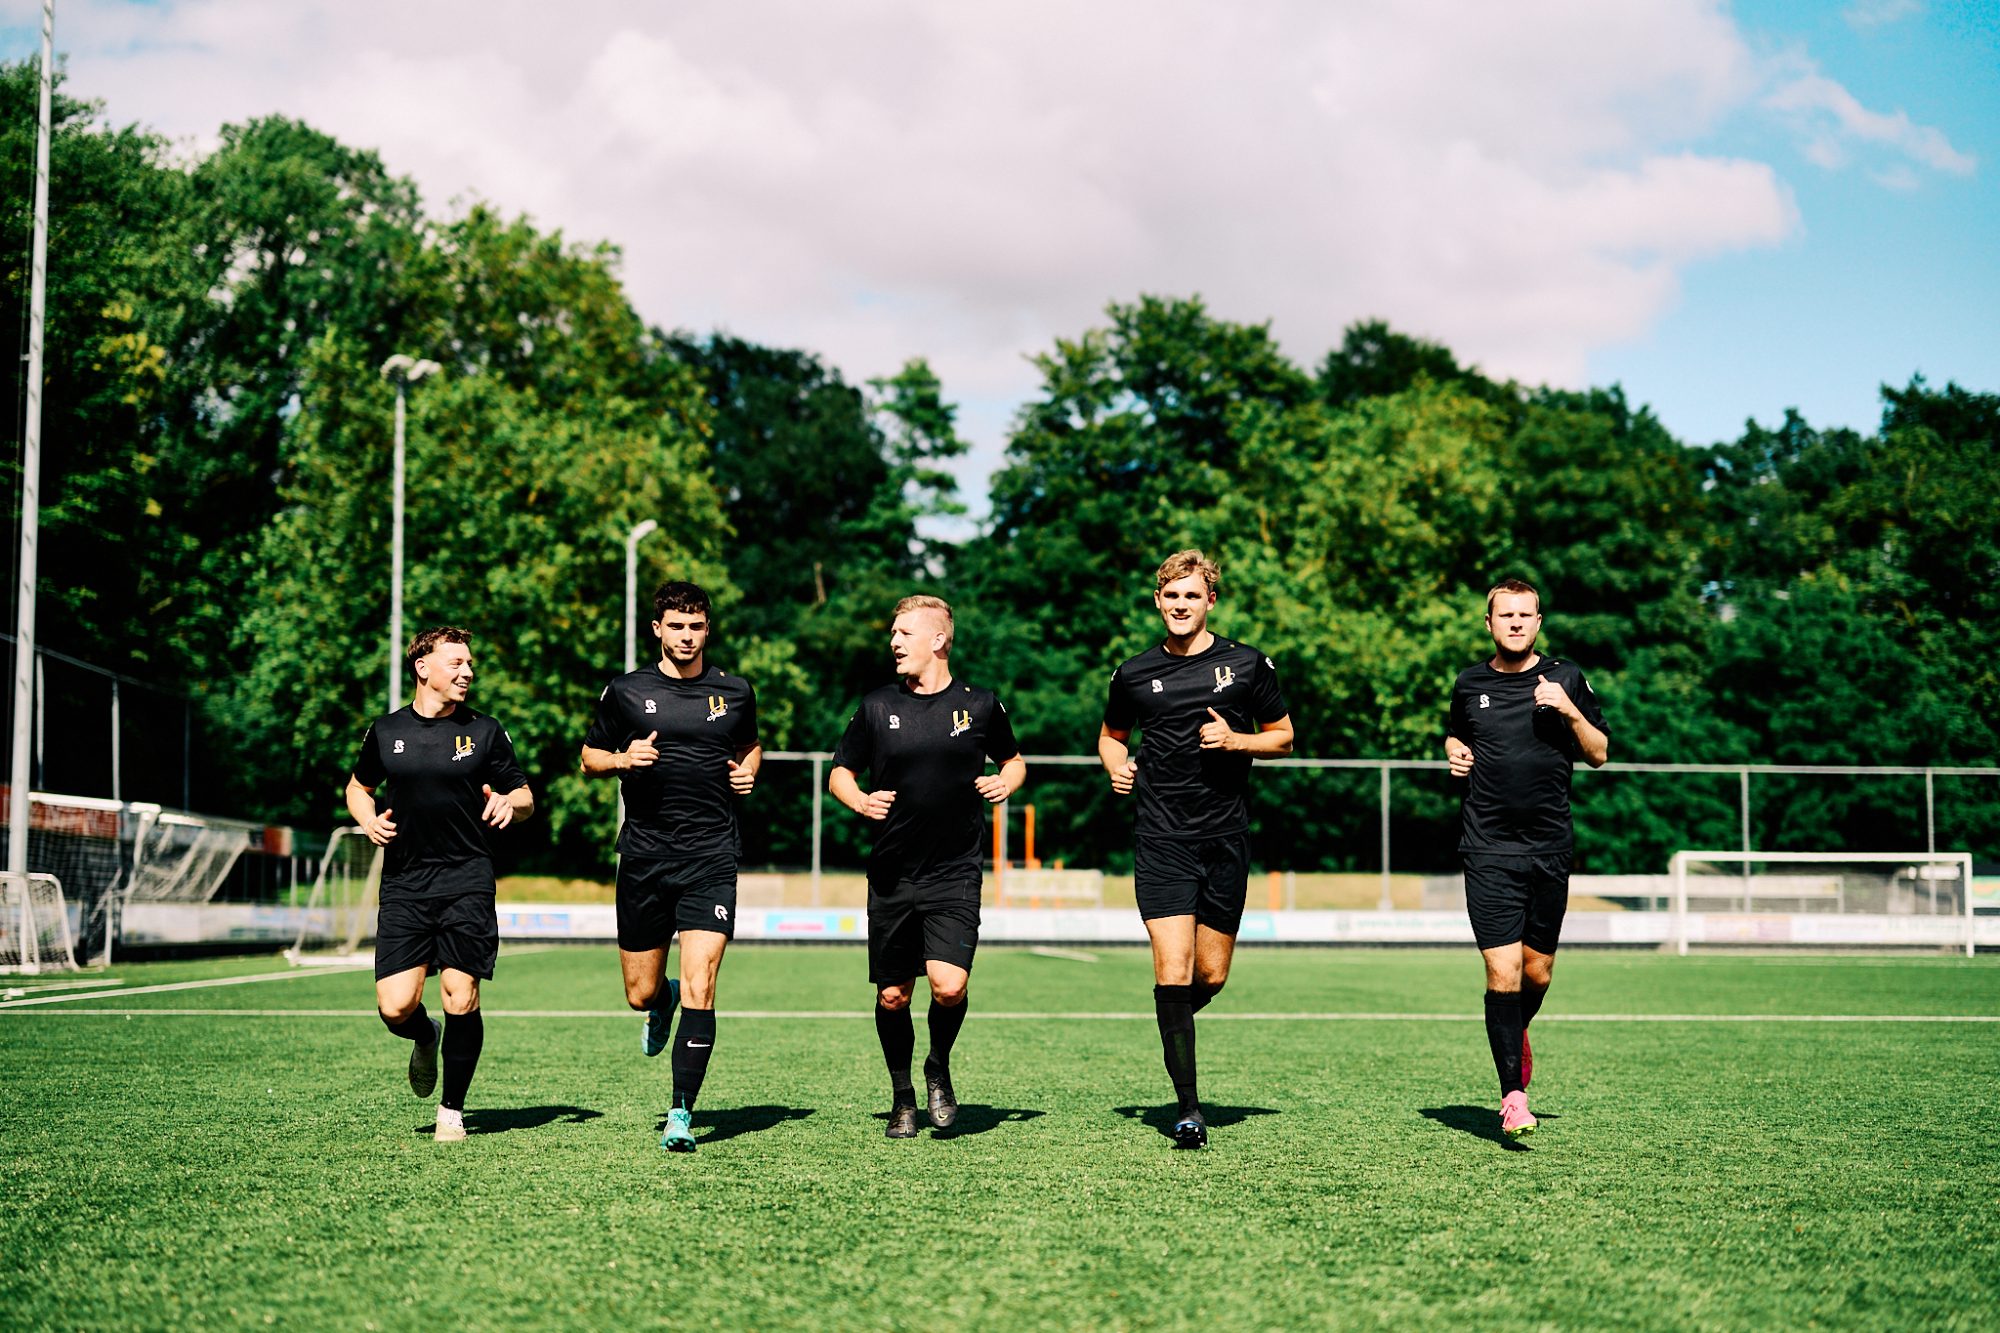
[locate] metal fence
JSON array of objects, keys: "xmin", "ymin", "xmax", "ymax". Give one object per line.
[{"xmin": 753, "ymin": 752, "xmax": 2000, "ymax": 900}]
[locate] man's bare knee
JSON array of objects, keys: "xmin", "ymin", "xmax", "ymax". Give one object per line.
[
  {"xmin": 877, "ymin": 988, "xmax": 911, "ymax": 1011},
  {"xmin": 931, "ymin": 983, "xmax": 967, "ymax": 1007},
  {"xmin": 377, "ymin": 998, "xmax": 419, "ymax": 1025},
  {"xmin": 623, "ymin": 982, "xmax": 657, "ymax": 1012}
]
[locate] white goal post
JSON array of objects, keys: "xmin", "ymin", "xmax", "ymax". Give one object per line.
[
  {"xmin": 0, "ymin": 872, "xmax": 78, "ymax": 973},
  {"xmin": 286, "ymin": 827, "xmax": 382, "ymax": 964},
  {"xmin": 1669, "ymin": 850, "xmax": 1975, "ymax": 956}
]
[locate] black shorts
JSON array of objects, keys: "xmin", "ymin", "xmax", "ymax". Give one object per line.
[
  {"xmin": 1463, "ymin": 852, "xmax": 1571, "ymax": 953},
  {"xmin": 374, "ymin": 889, "xmax": 498, "ymax": 981},
  {"xmin": 1133, "ymin": 833, "xmax": 1251, "ymax": 935},
  {"xmin": 867, "ymin": 874, "xmax": 981, "ymax": 985},
  {"xmin": 616, "ymin": 850, "xmax": 739, "ymax": 952}
]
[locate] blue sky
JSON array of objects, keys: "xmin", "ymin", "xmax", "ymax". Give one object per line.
[
  {"xmin": 4, "ymin": 0, "xmax": 1995, "ymax": 502},
  {"xmin": 1589, "ymin": 0, "xmax": 2000, "ymax": 444}
]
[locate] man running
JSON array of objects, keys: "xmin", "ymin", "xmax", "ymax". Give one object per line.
[
  {"xmin": 831, "ymin": 595, "xmax": 1026, "ymax": 1139},
  {"xmin": 1099, "ymin": 550, "xmax": 1294, "ymax": 1149},
  {"xmin": 347, "ymin": 626, "xmax": 534, "ymax": 1143},
  {"xmin": 1444, "ymin": 577, "xmax": 1609, "ymax": 1139},
  {"xmin": 582, "ymin": 580, "xmax": 761, "ymax": 1154}
]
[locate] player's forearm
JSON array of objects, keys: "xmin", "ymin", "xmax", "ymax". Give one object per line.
[
  {"xmin": 507, "ymin": 785, "xmax": 536, "ymax": 822},
  {"xmin": 1097, "ymin": 733, "xmax": 1130, "ymax": 776},
  {"xmin": 344, "ymin": 778, "xmax": 377, "ymax": 826},
  {"xmin": 829, "ymin": 767, "xmax": 869, "ymax": 816},
  {"xmin": 1571, "ymin": 718, "xmax": 1609, "ymax": 768},
  {"xmin": 998, "ymin": 756, "xmax": 1028, "ymax": 799},
  {"xmin": 1236, "ymin": 722, "xmax": 1294, "ymax": 756},
  {"xmin": 579, "ymin": 745, "xmax": 624, "ymax": 777},
  {"xmin": 735, "ymin": 744, "xmax": 763, "ymax": 778}
]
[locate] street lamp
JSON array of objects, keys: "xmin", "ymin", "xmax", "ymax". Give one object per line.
[
  {"xmin": 625, "ymin": 519, "xmax": 660, "ymax": 673},
  {"xmin": 381, "ymin": 355, "xmax": 442, "ymax": 712}
]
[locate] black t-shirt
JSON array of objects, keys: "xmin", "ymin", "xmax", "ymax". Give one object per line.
[
  {"xmin": 1446, "ymin": 656, "xmax": 1609, "ymax": 856},
  {"xmin": 831, "ymin": 677, "xmax": 1020, "ymax": 887},
  {"xmin": 1103, "ymin": 637, "xmax": 1290, "ymax": 842},
  {"xmin": 583, "ymin": 663, "xmax": 760, "ymax": 859},
  {"xmin": 350, "ymin": 706, "xmax": 530, "ymax": 897}
]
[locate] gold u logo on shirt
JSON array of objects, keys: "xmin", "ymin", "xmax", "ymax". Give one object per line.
[
  {"xmin": 1212, "ymin": 666, "xmax": 1235, "ymax": 693},
  {"xmin": 453, "ymin": 734, "xmax": 476, "ymax": 761},
  {"xmin": 707, "ymin": 695, "xmax": 728, "ymax": 721},
  {"xmin": 950, "ymin": 709, "xmax": 972, "ymax": 738}
]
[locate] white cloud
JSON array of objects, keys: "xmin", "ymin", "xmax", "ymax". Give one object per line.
[
  {"xmin": 1767, "ymin": 66, "xmax": 1976, "ymax": 176},
  {"xmin": 11, "ymin": 0, "xmax": 1959, "ymax": 504},
  {"xmin": 1844, "ymin": 0, "xmax": 1923, "ymax": 30}
]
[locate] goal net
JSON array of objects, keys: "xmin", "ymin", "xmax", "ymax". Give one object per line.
[
  {"xmin": 286, "ymin": 828, "xmax": 381, "ymax": 964},
  {"xmin": 1668, "ymin": 850, "xmax": 1975, "ymax": 955},
  {"xmin": 0, "ymin": 873, "xmax": 78, "ymax": 973},
  {"xmin": 123, "ymin": 807, "xmax": 255, "ymax": 902}
]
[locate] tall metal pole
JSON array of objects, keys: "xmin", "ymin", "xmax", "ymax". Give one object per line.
[
  {"xmin": 619, "ymin": 520, "xmax": 659, "ymax": 844},
  {"xmin": 624, "ymin": 519, "xmax": 659, "ymax": 673},
  {"xmin": 380, "ymin": 357, "xmax": 439, "ymax": 714},
  {"xmin": 388, "ymin": 383, "xmax": 406, "ymax": 713},
  {"xmin": 8, "ymin": 2, "xmax": 56, "ymax": 963}
]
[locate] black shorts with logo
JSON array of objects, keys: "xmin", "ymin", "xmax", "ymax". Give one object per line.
[
  {"xmin": 867, "ymin": 873, "xmax": 981, "ymax": 985},
  {"xmin": 374, "ymin": 888, "xmax": 499, "ymax": 981},
  {"xmin": 616, "ymin": 849, "xmax": 739, "ymax": 951},
  {"xmin": 1462, "ymin": 851, "xmax": 1571, "ymax": 953},
  {"xmin": 1133, "ymin": 832, "xmax": 1251, "ymax": 935}
]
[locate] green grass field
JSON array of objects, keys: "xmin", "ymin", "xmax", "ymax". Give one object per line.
[{"xmin": 4, "ymin": 948, "xmax": 1997, "ymax": 1330}]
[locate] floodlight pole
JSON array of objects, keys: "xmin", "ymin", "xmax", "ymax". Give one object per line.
[
  {"xmin": 619, "ymin": 520, "xmax": 660, "ymax": 841},
  {"xmin": 8, "ymin": 1, "xmax": 56, "ymax": 972},
  {"xmin": 380, "ymin": 356, "xmax": 441, "ymax": 713},
  {"xmin": 625, "ymin": 520, "xmax": 660, "ymax": 674}
]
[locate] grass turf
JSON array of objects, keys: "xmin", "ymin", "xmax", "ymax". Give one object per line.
[{"xmin": 2, "ymin": 948, "xmax": 1996, "ymax": 1330}]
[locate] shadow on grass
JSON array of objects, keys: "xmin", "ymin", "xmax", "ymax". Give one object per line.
[
  {"xmin": 932, "ymin": 1105, "xmax": 1046, "ymax": 1139},
  {"xmin": 866, "ymin": 1105, "xmax": 1046, "ymax": 1138},
  {"xmin": 1418, "ymin": 1104, "xmax": 1560, "ymax": 1152},
  {"xmin": 651, "ymin": 1104, "xmax": 815, "ymax": 1146},
  {"xmin": 409, "ymin": 1105, "xmax": 603, "ymax": 1136},
  {"xmin": 1113, "ymin": 1104, "xmax": 1280, "ymax": 1138}
]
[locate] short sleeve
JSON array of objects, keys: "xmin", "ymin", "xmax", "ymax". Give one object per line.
[
  {"xmin": 484, "ymin": 722, "xmax": 530, "ymax": 793},
  {"xmin": 734, "ymin": 682, "xmax": 760, "ymax": 751},
  {"xmin": 831, "ymin": 705, "xmax": 873, "ymax": 775},
  {"xmin": 582, "ymin": 681, "xmax": 624, "ymax": 751},
  {"xmin": 1103, "ymin": 669, "xmax": 1135, "ymax": 732},
  {"xmin": 984, "ymin": 696, "xmax": 1020, "ymax": 764},
  {"xmin": 1570, "ymin": 667, "xmax": 1608, "ymax": 736},
  {"xmin": 1446, "ymin": 682, "xmax": 1469, "ymax": 741},
  {"xmin": 1249, "ymin": 653, "xmax": 1288, "ymax": 725},
  {"xmin": 351, "ymin": 724, "xmax": 386, "ymax": 788}
]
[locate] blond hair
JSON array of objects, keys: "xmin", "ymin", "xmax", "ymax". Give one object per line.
[
  {"xmin": 1155, "ymin": 549, "xmax": 1220, "ymax": 593},
  {"xmin": 893, "ymin": 594, "xmax": 954, "ymax": 655}
]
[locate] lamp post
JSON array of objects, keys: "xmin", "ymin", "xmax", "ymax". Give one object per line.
[
  {"xmin": 619, "ymin": 520, "xmax": 661, "ymax": 841},
  {"xmin": 380, "ymin": 355, "xmax": 441, "ymax": 712},
  {"xmin": 625, "ymin": 519, "xmax": 660, "ymax": 673}
]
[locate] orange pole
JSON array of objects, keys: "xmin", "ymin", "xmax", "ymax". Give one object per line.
[
  {"xmin": 992, "ymin": 803, "xmax": 1005, "ymax": 898},
  {"xmin": 1268, "ymin": 869, "xmax": 1282, "ymax": 911},
  {"xmin": 1024, "ymin": 804, "xmax": 1039, "ymax": 869}
]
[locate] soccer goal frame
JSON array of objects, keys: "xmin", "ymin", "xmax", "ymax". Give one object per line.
[
  {"xmin": 0, "ymin": 872, "xmax": 78, "ymax": 973},
  {"xmin": 1669, "ymin": 849, "xmax": 1976, "ymax": 957},
  {"xmin": 285, "ymin": 827, "xmax": 382, "ymax": 965}
]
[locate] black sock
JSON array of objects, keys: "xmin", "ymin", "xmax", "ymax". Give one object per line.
[
  {"xmin": 1484, "ymin": 990, "xmax": 1524, "ymax": 1097},
  {"xmin": 439, "ymin": 1009, "xmax": 485, "ymax": 1112},
  {"xmin": 1189, "ymin": 980, "xmax": 1220, "ymax": 1015},
  {"xmin": 1520, "ymin": 981, "xmax": 1549, "ymax": 1029},
  {"xmin": 382, "ymin": 1003, "xmax": 433, "ymax": 1043},
  {"xmin": 1154, "ymin": 984, "xmax": 1199, "ymax": 1115},
  {"xmin": 926, "ymin": 996, "xmax": 968, "ymax": 1077},
  {"xmin": 875, "ymin": 1000, "xmax": 916, "ymax": 1104},
  {"xmin": 670, "ymin": 1008, "xmax": 716, "ymax": 1112}
]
